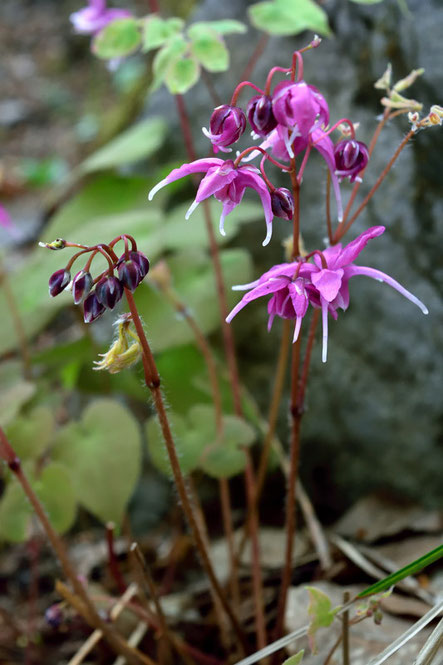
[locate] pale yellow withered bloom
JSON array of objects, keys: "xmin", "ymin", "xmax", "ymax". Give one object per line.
[{"xmin": 93, "ymin": 314, "xmax": 142, "ymax": 374}]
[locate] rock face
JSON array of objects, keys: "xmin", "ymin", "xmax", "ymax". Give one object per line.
[{"xmin": 150, "ymin": 0, "xmax": 443, "ymax": 509}]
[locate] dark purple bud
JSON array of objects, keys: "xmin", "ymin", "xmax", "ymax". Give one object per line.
[
  {"xmin": 83, "ymin": 291, "xmax": 105, "ymax": 323},
  {"xmin": 95, "ymin": 275, "xmax": 123, "ymax": 310},
  {"xmin": 45, "ymin": 604, "xmax": 63, "ymax": 629},
  {"xmin": 118, "ymin": 259, "xmax": 141, "ymax": 292},
  {"xmin": 334, "ymin": 139, "xmax": 369, "ymax": 182},
  {"xmin": 48, "ymin": 269, "xmax": 71, "ymax": 297},
  {"xmin": 72, "ymin": 270, "xmax": 93, "ymax": 305},
  {"xmin": 130, "ymin": 251, "xmax": 150, "ymax": 279},
  {"xmin": 203, "ymin": 105, "xmax": 246, "ymax": 150},
  {"xmin": 247, "ymin": 95, "xmax": 277, "ymax": 136},
  {"xmin": 271, "ymin": 188, "xmax": 294, "ymax": 220}
]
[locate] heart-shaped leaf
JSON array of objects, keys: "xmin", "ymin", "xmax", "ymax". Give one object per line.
[
  {"xmin": 189, "ymin": 27, "xmax": 229, "ymax": 72},
  {"xmin": 188, "ymin": 20, "xmax": 247, "ymax": 36},
  {"xmin": 93, "ymin": 18, "xmax": 142, "ymax": 59},
  {"xmin": 6, "ymin": 405, "xmax": 54, "ymax": 460},
  {"xmin": 52, "ymin": 399, "xmax": 141, "ymax": 526},
  {"xmin": 165, "ymin": 56, "xmax": 200, "ymax": 94},
  {"xmin": 249, "ymin": 0, "xmax": 331, "ymax": 37},
  {"xmin": 142, "ymin": 15, "xmax": 184, "ymax": 52}
]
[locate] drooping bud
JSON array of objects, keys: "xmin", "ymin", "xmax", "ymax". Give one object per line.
[
  {"xmin": 128, "ymin": 250, "xmax": 150, "ymax": 279},
  {"xmin": 83, "ymin": 291, "xmax": 106, "ymax": 323},
  {"xmin": 334, "ymin": 139, "xmax": 369, "ymax": 182},
  {"xmin": 45, "ymin": 604, "xmax": 64, "ymax": 629},
  {"xmin": 202, "ymin": 105, "xmax": 246, "ymax": 151},
  {"xmin": 118, "ymin": 259, "xmax": 141, "ymax": 292},
  {"xmin": 272, "ymin": 81, "xmax": 329, "ymax": 137},
  {"xmin": 95, "ymin": 275, "xmax": 123, "ymax": 310},
  {"xmin": 72, "ymin": 270, "xmax": 93, "ymax": 304},
  {"xmin": 247, "ymin": 95, "xmax": 277, "ymax": 137},
  {"xmin": 39, "ymin": 238, "xmax": 66, "ymax": 251},
  {"xmin": 48, "ymin": 269, "xmax": 71, "ymax": 297},
  {"xmin": 271, "ymin": 188, "xmax": 294, "ymax": 220}
]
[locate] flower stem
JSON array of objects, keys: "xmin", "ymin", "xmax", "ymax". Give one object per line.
[
  {"xmin": 326, "ymin": 171, "xmax": 333, "ymax": 244},
  {"xmin": 290, "ymin": 162, "xmax": 301, "ymax": 258},
  {"xmin": 0, "ymin": 429, "xmax": 151, "ymax": 665},
  {"xmin": 123, "ymin": 289, "xmax": 248, "ymax": 652},
  {"xmin": 240, "ymin": 34, "xmax": 270, "ymax": 84}
]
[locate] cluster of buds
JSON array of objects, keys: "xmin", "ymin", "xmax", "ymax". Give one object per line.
[
  {"xmin": 40, "ymin": 235, "xmax": 149, "ymax": 323},
  {"xmin": 149, "ymin": 37, "xmax": 370, "ymax": 245}
]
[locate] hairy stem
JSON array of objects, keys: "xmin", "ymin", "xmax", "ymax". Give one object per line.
[{"xmin": 124, "ymin": 289, "xmax": 248, "ymax": 652}]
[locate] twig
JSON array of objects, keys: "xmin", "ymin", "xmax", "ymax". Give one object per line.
[
  {"xmin": 413, "ymin": 616, "xmax": 443, "ymax": 665},
  {"xmin": 106, "ymin": 522, "xmax": 127, "ymax": 595}
]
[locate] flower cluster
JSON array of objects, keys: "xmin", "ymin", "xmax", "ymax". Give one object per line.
[
  {"xmin": 226, "ymin": 226, "xmax": 428, "ymax": 362},
  {"xmin": 149, "ymin": 41, "xmax": 369, "ymax": 245},
  {"xmin": 42, "ymin": 235, "xmax": 149, "ymax": 323},
  {"xmin": 70, "ymin": 0, "xmax": 131, "ymax": 35}
]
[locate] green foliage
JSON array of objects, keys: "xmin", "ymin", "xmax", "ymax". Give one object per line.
[
  {"xmin": 146, "ymin": 404, "xmax": 255, "ymax": 479},
  {"xmin": 165, "ymin": 55, "xmax": 200, "ymax": 94},
  {"xmin": 306, "ymin": 586, "xmax": 341, "ymax": 653},
  {"xmin": 349, "ymin": 0, "xmax": 384, "ymax": 3},
  {"xmin": 249, "ymin": 0, "xmax": 331, "ymax": 37},
  {"xmin": 0, "ymin": 361, "xmax": 35, "ymax": 428},
  {"xmin": 93, "ymin": 18, "xmax": 142, "ymax": 59},
  {"xmin": 358, "ymin": 544, "xmax": 443, "ymax": 598},
  {"xmin": 142, "ymin": 16, "xmax": 184, "ymax": 51},
  {"xmin": 79, "ymin": 117, "xmax": 167, "ymax": 173},
  {"xmin": 189, "ymin": 26, "xmax": 229, "ymax": 73},
  {"xmin": 52, "ymin": 399, "xmax": 141, "ymax": 526},
  {"xmin": 151, "ymin": 35, "xmax": 189, "ymax": 92},
  {"xmin": 5, "ymin": 405, "xmax": 54, "ymax": 460},
  {"xmin": 0, "ymin": 463, "xmax": 76, "ymax": 542},
  {"xmin": 189, "ymin": 20, "xmax": 246, "ymax": 36},
  {"xmin": 134, "ymin": 249, "xmax": 253, "ymax": 353},
  {"xmin": 282, "ymin": 651, "xmax": 304, "ymax": 665}
]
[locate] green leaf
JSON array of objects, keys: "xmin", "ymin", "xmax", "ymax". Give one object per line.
[
  {"xmin": 135, "ymin": 248, "xmax": 253, "ymax": 353},
  {"xmin": 142, "ymin": 15, "xmax": 184, "ymax": 52},
  {"xmin": 93, "ymin": 18, "xmax": 142, "ymax": 60},
  {"xmin": 188, "ymin": 20, "xmax": 247, "ymax": 36},
  {"xmin": 349, "ymin": 0, "xmax": 384, "ymax": 3},
  {"xmin": 306, "ymin": 586, "xmax": 340, "ymax": 653},
  {"xmin": 6, "ymin": 405, "xmax": 54, "ymax": 460},
  {"xmin": 79, "ymin": 117, "xmax": 167, "ymax": 174},
  {"xmin": 146, "ymin": 411, "xmax": 205, "ymax": 477},
  {"xmin": 0, "ymin": 361, "xmax": 36, "ymax": 428},
  {"xmin": 165, "ymin": 56, "xmax": 200, "ymax": 94},
  {"xmin": 249, "ymin": 0, "xmax": 331, "ymax": 37},
  {"xmin": 151, "ymin": 36, "xmax": 188, "ymax": 91},
  {"xmin": 35, "ymin": 463, "xmax": 77, "ymax": 534},
  {"xmin": 358, "ymin": 544, "xmax": 443, "ymax": 598},
  {"xmin": 0, "ymin": 482, "xmax": 32, "ymax": 542},
  {"xmin": 189, "ymin": 27, "xmax": 229, "ymax": 72},
  {"xmin": 52, "ymin": 399, "xmax": 141, "ymax": 526},
  {"xmin": 0, "ymin": 463, "xmax": 76, "ymax": 542},
  {"xmin": 282, "ymin": 651, "xmax": 304, "ymax": 665},
  {"xmin": 197, "ymin": 406, "xmax": 256, "ymax": 478}
]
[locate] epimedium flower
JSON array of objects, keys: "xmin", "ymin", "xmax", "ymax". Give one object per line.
[
  {"xmin": 202, "ymin": 105, "xmax": 246, "ymax": 152},
  {"xmin": 70, "ymin": 0, "xmax": 132, "ymax": 35},
  {"xmin": 272, "ymin": 81, "xmax": 329, "ymax": 143},
  {"xmin": 247, "ymin": 95, "xmax": 278, "ymax": 137},
  {"xmin": 227, "ymin": 226, "xmax": 428, "ymax": 363},
  {"xmin": 148, "ymin": 158, "xmax": 274, "ymax": 246},
  {"xmin": 334, "ymin": 139, "xmax": 369, "ymax": 182}
]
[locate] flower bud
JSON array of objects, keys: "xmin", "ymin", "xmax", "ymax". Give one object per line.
[
  {"xmin": 247, "ymin": 95, "xmax": 277, "ymax": 136},
  {"xmin": 48, "ymin": 269, "xmax": 71, "ymax": 297},
  {"xmin": 129, "ymin": 250, "xmax": 150, "ymax": 279},
  {"xmin": 118, "ymin": 259, "xmax": 141, "ymax": 292},
  {"xmin": 334, "ymin": 139, "xmax": 369, "ymax": 182},
  {"xmin": 72, "ymin": 270, "xmax": 93, "ymax": 304},
  {"xmin": 95, "ymin": 275, "xmax": 123, "ymax": 310},
  {"xmin": 83, "ymin": 291, "xmax": 106, "ymax": 323},
  {"xmin": 45, "ymin": 604, "xmax": 63, "ymax": 629},
  {"xmin": 203, "ymin": 105, "xmax": 246, "ymax": 151},
  {"xmin": 271, "ymin": 188, "xmax": 294, "ymax": 220}
]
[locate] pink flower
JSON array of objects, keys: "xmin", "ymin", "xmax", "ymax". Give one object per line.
[
  {"xmin": 70, "ymin": 0, "xmax": 131, "ymax": 35},
  {"xmin": 272, "ymin": 81, "xmax": 329, "ymax": 139},
  {"xmin": 148, "ymin": 158, "xmax": 274, "ymax": 246},
  {"xmin": 202, "ymin": 105, "xmax": 246, "ymax": 153},
  {"xmin": 227, "ymin": 226, "xmax": 428, "ymax": 362},
  {"xmin": 334, "ymin": 139, "xmax": 369, "ymax": 182}
]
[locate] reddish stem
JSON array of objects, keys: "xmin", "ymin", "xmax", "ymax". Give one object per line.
[
  {"xmin": 231, "ymin": 81, "xmax": 265, "ymax": 106},
  {"xmin": 234, "ymin": 145, "xmax": 290, "ymax": 171},
  {"xmin": 264, "ymin": 66, "xmax": 291, "ymax": 96},
  {"xmin": 106, "ymin": 522, "xmax": 127, "ymax": 595},
  {"xmin": 239, "ymin": 34, "xmax": 270, "ymax": 84}
]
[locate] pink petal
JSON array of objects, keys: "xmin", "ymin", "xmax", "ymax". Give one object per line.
[
  {"xmin": 148, "ymin": 158, "xmax": 224, "ymax": 200},
  {"xmin": 345, "ymin": 265, "xmax": 428, "ymax": 314},
  {"xmin": 336, "ymin": 226, "xmax": 385, "ymax": 268},
  {"xmin": 311, "ymin": 269, "xmax": 344, "ymax": 302}
]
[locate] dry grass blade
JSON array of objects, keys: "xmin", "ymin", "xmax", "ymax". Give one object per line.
[
  {"xmin": 68, "ymin": 583, "xmax": 139, "ymax": 665},
  {"xmin": 113, "ymin": 623, "xmax": 149, "ymax": 665},
  {"xmin": 366, "ymin": 599, "xmax": 443, "ymax": 665},
  {"xmin": 413, "ymin": 617, "xmax": 443, "ymax": 665}
]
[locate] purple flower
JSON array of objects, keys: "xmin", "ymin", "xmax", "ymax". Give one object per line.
[
  {"xmin": 247, "ymin": 95, "xmax": 278, "ymax": 137},
  {"xmin": 70, "ymin": 0, "xmax": 132, "ymax": 35},
  {"xmin": 227, "ymin": 226, "xmax": 428, "ymax": 362},
  {"xmin": 95, "ymin": 275, "xmax": 123, "ymax": 309},
  {"xmin": 83, "ymin": 291, "xmax": 106, "ymax": 323},
  {"xmin": 148, "ymin": 158, "xmax": 274, "ymax": 246},
  {"xmin": 202, "ymin": 105, "xmax": 246, "ymax": 153},
  {"xmin": 72, "ymin": 270, "xmax": 93, "ymax": 304},
  {"xmin": 272, "ymin": 81, "xmax": 329, "ymax": 139},
  {"xmin": 334, "ymin": 139, "xmax": 369, "ymax": 182},
  {"xmin": 48, "ymin": 269, "xmax": 71, "ymax": 297}
]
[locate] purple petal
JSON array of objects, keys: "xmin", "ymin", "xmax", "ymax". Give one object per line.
[
  {"xmin": 311, "ymin": 129, "xmax": 343, "ymax": 222},
  {"xmin": 194, "ymin": 164, "xmax": 237, "ymax": 203},
  {"xmin": 237, "ymin": 168, "xmax": 273, "ymax": 246},
  {"xmin": 226, "ymin": 277, "xmax": 290, "ymax": 323},
  {"xmin": 148, "ymin": 158, "xmax": 224, "ymax": 200},
  {"xmin": 311, "ymin": 269, "xmax": 344, "ymax": 302},
  {"xmin": 293, "ymin": 316, "xmax": 303, "ymax": 343},
  {"xmin": 345, "ymin": 265, "xmax": 428, "ymax": 314},
  {"xmin": 321, "ymin": 296, "xmax": 329, "ymax": 363},
  {"xmin": 335, "ymin": 226, "xmax": 385, "ymax": 268}
]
